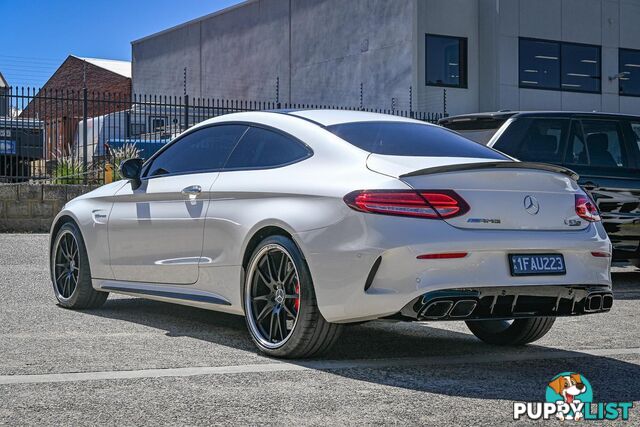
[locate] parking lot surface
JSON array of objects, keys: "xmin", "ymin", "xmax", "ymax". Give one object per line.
[{"xmin": 1, "ymin": 234, "xmax": 639, "ymax": 425}]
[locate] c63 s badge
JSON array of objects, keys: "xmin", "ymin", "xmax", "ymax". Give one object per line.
[
  {"xmin": 513, "ymin": 372, "xmax": 633, "ymax": 421},
  {"xmin": 565, "ymin": 218, "xmax": 582, "ymax": 227}
]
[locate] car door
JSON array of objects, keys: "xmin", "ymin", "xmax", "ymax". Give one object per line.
[
  {"xmin": 201, "ymin": 126, "xmax": 313, "ymax": 269},
  {"xmin": 108, "ymin": 124, "xmax": 248, "ymax": 284},
  {"xmin": 562, "ymin": 118, "xmax": 640, "ymax": 258}
]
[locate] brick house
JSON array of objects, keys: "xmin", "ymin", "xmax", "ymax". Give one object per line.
[{"xmin": 20, "ymin": 55, "xmax": 131, "ymax": 157}]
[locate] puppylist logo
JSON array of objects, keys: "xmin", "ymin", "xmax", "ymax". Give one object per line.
[{"xmin": 513, "ymin": 372, "xmax": 633, "ymax": 421}]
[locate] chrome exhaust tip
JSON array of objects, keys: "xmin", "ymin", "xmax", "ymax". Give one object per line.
[
  {"xmin": 421, "ymin": 300, "xmax": 454, "ymax": 319},
  {"xmin": 586, "ymin": 294, "xmax": 603, "ymax": 312},
  {"xmin": 449, "ymin": 299, "xmax": 477, "ymax": 318},
  {"xmin": 601, "ymin": 294, "xmax": 614, "ymax": 311}
]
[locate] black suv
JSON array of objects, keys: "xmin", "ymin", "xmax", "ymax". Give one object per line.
[{"xmin": 439, "ymin": 111, "xmax": 640, "ymax": 266}]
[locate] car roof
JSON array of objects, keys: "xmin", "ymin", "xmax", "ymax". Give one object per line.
[
  {"xmin": 439, "ymin": 110, "xmax": 640, "ymax": 125},
  {"xmin": 280, "ymin": 109, "xmax": 423, "ymax": 126}
]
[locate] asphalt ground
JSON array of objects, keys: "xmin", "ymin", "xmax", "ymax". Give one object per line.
[{"xmin": 0, "ymin": 233, "xmax": 639, "ymax": 425}]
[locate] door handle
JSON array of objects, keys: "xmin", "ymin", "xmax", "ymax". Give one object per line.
[{"xmin": 181, "ymin": 185, "xmax": 202, "ymax": 198}]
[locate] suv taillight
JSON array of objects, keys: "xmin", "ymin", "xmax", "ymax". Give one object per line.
[
  {"xmin": 575, "ymin": 193, "xmax": 600, "ymax": 222},
  {"xmin": 343, "ymin": 190, "xmax": 469, "ymax": 219}
]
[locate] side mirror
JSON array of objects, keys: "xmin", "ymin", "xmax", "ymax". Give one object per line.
[{"xmin": 119, "ymin": 158, "xmax": 143, "ymax": 189}]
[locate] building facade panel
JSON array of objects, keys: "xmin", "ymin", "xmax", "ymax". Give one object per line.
[{"xmin": 132, "ymin": 0, "xmax": 640, "ymax": 115}]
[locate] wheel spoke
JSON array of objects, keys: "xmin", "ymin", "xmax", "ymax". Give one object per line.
[
  {"xmin": 283, "ymin": 304, "xmax": 296, "ymax": 319},
  {"xmin": 253, "ymin": 294, "xmax": 271, "ymax": 301},
  {"xmin": 277, "ymin": 252, "xmax": 286, "ymax": 282},
  {"xmin": 281, "ymin": 266, "xmax": 295, "ymax": 287},
  {"xmin": 256, "ymin": 303, "xmax": 274, "ymax": 322},
  {"xmin": 264, "ymin": 253, "xmax": 276, "ymax": 283},
  {"xmin": 255, "ymin": 267, "xmax": 271, "ymax": 288},
  {"xmin": 268, "ymin": 311, "xmax": 276, "ymax": 341}
]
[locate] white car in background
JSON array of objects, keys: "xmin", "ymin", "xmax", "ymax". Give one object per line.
[{"xmin": 49, "ymin": 110, "xmax": 613, "ymax": 358}]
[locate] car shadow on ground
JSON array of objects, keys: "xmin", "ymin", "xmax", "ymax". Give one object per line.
[{"xmin": 85, "ymin": 296, "xmax": 640, "ymax": 403}]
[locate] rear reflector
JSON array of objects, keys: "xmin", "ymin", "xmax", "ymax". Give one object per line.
[
  {"xmin": 344, "ymin": 190, "xmax": 469, "ymax": 219},
  {"xmin": 417, "ymin": 252, "xmax": 468, "ymax": 260},
  {"xmin": 575, "ymin": 193, "xmax": 601, "ymax": 222},
  {"xmin": 591, "ymin": 251, "xmax": 611, "ymax": 258}
]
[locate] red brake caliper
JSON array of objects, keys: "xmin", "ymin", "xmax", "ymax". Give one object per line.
[{"xmin": 294, "ymin": 282, "xmax": 300, "ymax": 312}]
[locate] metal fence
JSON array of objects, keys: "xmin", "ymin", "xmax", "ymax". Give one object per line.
[{"xmin": 0, "ymin": 86, "xmax": 448, "ymax": 184}]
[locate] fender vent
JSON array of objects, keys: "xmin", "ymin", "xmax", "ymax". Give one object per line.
[{"xmin": 364, "ymin": 257, "xmax": 382, "ymax": 291}]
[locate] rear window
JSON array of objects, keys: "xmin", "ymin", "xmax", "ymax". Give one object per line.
[
  {"xmin": 440, "ymin": 118, "xmax": 506, "ymax": 144},
  {"xmin": 327, "ymin": 122, "xmax": 507, "ymax": 159}
]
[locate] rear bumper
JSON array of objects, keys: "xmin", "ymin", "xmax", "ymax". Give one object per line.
[
  {"xmin": 296, "ymin": 212, "xmax": 612, "ymax": 323},
  {"xmin": 391, "ymin": 285, "xmax": 613, "ymax": 321}
]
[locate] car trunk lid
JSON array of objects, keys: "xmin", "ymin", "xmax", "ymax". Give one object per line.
[{"xmin": 366, "ymin": 154, "xmax": 586, "ymax": 231}]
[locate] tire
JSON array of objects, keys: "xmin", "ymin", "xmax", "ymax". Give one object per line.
[
  {"xmin": 51, "ymin": 222, "xmax": 108, "ymax": 309},
  {"xmin": 631, "ymin": 259, "xmax": 640, "ymax": 269},
  {"xmin": 243, "ymin": 235, "xmax": 342, "ymax": 358},
  {"xmin": 465, "ymin": 317, "xmax": 555, "ymax": 346}
]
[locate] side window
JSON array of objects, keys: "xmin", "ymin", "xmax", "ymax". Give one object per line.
[
  {"xmin": 497, "ymin": 118, "xmax": 569, "ymax": 163},
  {"xmin": 565, "ymin": 120, "xmax": 587, "ymax": 165},
  {"xmin": 146, "ymin": 125, "xmax": 248, "ymax": 177},
  {"xmin": 224, "ymin": 127, "xmax": 311, "ymax": 170},
  {"xmin": 630, "ymin": 122, "xmax": 640, "ymax": 153},
  {"xmin": 580, "ymin": 120, "xmax": 628, "ymax": 169}
]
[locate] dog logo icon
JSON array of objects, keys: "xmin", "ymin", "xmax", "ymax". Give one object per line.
[{"xmin": 546, "ymin": 372, "xmax": 592, "ymax": 421}]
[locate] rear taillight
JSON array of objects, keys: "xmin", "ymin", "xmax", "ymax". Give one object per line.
[
  {"xmin": 343, "ymin": 190, "xmax": 469, "ymax": 219},
  {"xmin": 575, "ymin": 193, "xmax": 600, "ymax": 222}
]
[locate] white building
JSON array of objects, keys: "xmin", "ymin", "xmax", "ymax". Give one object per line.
[{"xmin": 131, "ymin": 0, "xmax": 640, "ymax": 116}]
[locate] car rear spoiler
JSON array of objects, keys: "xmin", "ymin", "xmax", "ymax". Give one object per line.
[{"xmin": 400, "ymin": 161, "xmax": 579, "ymax": 181}]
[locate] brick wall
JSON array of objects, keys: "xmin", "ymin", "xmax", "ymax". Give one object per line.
[{"xmin": 0, "ymin": 184, "xmax": 93, "ymax": 233}]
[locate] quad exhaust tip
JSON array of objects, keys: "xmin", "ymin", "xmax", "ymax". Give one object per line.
[
  {"xmin": 450, "ymin": 299, "xmax": 478, "ymax": 318},
  {"xmin": 421, "ymin": 299, "xmax": 478, "ymax": 319},
  {"xmin": 585, "ymin": 293, "xmax": 613, "ymax": 312},
  {"xmin": 422, "ymin": 300, "xmax": 454, "ymax": 319}
]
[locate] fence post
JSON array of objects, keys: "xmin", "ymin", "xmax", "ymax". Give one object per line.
[
  {"xmin": 276, "ymin": 76, "xmax": 281, "ymax": 109},
  {"xmin": 183, "ymin": 94, "xmax": 189, "ymax": 131},
  {"xmin": 82, "ymin": 87, "xmax": 88, "ymax": 184},
  {"xmin": 409, "ymin": 86, "xmax": 414, "ymax": 118},
  {"xmin": 443, "ymin": 88, "xmax": 447, "ymax": 116}
]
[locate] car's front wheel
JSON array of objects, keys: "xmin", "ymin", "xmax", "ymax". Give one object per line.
[
  {"xmin": 51, "ymin": 222, "xmax": 108, "ymax": 309},
  {"xmin": 465, "ymin": 317, "xmax": 555, "ymax": 345},
  {"xmin": 243, "ymin": 235, "xmax": 342, "ymax": 358}
]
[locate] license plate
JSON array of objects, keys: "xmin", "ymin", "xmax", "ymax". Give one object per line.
[{"xmin": 509, "ymin": 254, "xmax": 566, "ymax": 276}]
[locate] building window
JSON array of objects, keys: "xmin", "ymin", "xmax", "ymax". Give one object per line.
[
  {"xmin": 148, "ymin": 116, "xmax": 167, "ymax": 133},
  {"xmin": 561, "ymin": 43, "xmax": 600, "ymax": 93},
  {"xmin": 619, "ymin": 48, "xmax": 640, "ymax": 97},
  {"xmin": 519, "ymin": 38, "xmax": 601, "ymax": 94},
  {"xmin": 426, "ymin": 34, "xmax": 467, "ymax": 88},
  {"xmin": 519, "ymin": 39, "xmax": 561, "ymax": 90}
]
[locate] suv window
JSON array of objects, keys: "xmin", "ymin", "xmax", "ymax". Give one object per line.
[
  {"xmin": 579, "ymin": 120, "xmax": 628, "ymax": 168},
  {"xmin": 565, "ymin": 120, "xmax": 586, "ymax": 165},
  {"xmin": 630, "ymin": 122, "xmax": 640, "ymax": 153},
  {"xmin": 224, "ymin": 126, "xmax": 311, "ymax": 169},
  {"xmin": 493, "ymin": 118, "xmax": 569, "ymax": 163},
  {"xmin": 327, "ymin": 122, "xmax": 506, "ymax": 159},
  {"xmin": 146, "ymin": 125, "xmax": 248, "ymax": 177}
]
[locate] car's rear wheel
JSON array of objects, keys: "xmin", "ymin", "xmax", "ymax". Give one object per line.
[
  {"xmin": 465, "ymin": 317, "xmax": 555, "ymax": 345},
  {"xmin": 51, "ymin": 222, "xmax": 108, "ymax": 309},
  {"xmin": 244, "ymin": 235, "xmax": 342, "ymax": 358}
]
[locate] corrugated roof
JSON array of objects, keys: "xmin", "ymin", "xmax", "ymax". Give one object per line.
[{"xmin": 71, "ymin": 55, "xmax": 131, "ymax": 78}]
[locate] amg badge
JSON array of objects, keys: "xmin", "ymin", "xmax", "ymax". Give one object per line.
[{"xmin": 467, "ymin": 218, "xmax": 502, "ymax": 224}]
